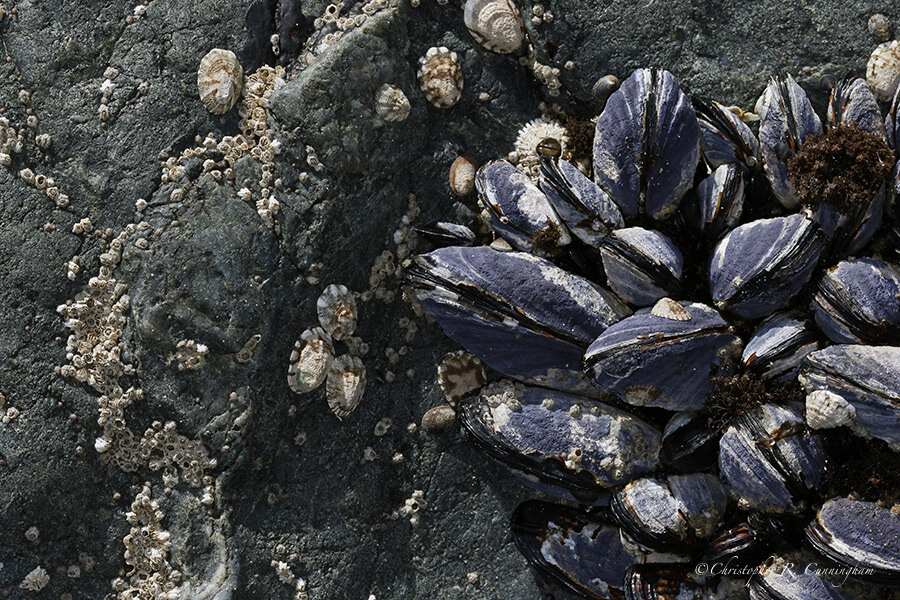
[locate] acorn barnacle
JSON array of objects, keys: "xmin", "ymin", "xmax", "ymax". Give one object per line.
[
  {"xmin": 463, "ymin": 0, "xmax": 525, "ymax": 54},
  {"xmin": 197, "ymin": 48, "xmax": 243, "ymax": 114},
  {"xmin": 375, "ymin": 84, "xmax": 411, "ymax": 123},
  {"xmin": 418, "ymin": 47, "xmax": 464, "ymax": 109}
]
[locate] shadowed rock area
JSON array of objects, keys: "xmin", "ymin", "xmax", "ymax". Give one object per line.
[{"xmin": 0, "ymin": 0, "xmax": 893, "ymax": 598}]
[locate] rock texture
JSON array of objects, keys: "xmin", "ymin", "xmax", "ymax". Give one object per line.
[{"xmin": 0, "ymin": 0, "xmax": 893, "ymax": 598}]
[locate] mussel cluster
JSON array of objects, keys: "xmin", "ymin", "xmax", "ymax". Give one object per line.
[{"xmin": 409, "ymin": 68, "xmax": 900, "ymax": 598}]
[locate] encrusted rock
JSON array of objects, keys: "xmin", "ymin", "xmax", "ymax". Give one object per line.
[
  {"xmin": 418, "ymin": 47, "xmax": 464, "ymax": 108},
  {"xmin": 197, "ymin": 48, "xmax": 243, "ymax": 114}
]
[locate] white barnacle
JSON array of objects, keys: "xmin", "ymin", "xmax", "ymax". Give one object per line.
[
  {"xmin": 418, "ymin": 47, "xmax": 464, "ymax": 109},
  {"xmin": 375, "ymin": 84, "xmax": 411, "ymax": 122},
  {"xmin": 316, "ymin": 284, "xmax": 358, "ymax": 341},
  {"xmin": 19, "ymin": 566, "xmax": 50, "ymax": 591},
  {"xmin": 463, "ymin": 0, "xmax": 524, "ymax": 54},
  {"xmin": 805, "ymin": 390, "xmax": 856, "ymax": 430},
  {"xmin": 197, "ymin": 49, "xmax": 244, "ymax": 114},
  {"xmin": 287, "ymin": 327, "xmax": 334, "ymax": 394},
  {"xmin": 325, "ymin": 354, "xmax": 366, "ymax": 420}
]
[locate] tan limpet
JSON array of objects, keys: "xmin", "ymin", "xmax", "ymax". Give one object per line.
[
  {"xmin": 463, "ymin": 0, "xmax": 524, "ymax": 54},
  {"xmin": 866, "ymin": 40, "xmax": 900, "ymax": 102},
  {"xmin": 651, "ymin": 297, "xmax": 692, "ymax": 321},
  {"xmin": 287, "ymin": 327, "xmax": 334, "ymax": 394},
  {"xmin": 418, "ymin": 47, "xmax": 464, "ymax": 108},
  {"xmin": 422, "ymin": 405, "xmax": 458, "ymax": 434},
  {"xmin": 375, "ymin": 84, "xmax": 411, "ymax": 122},
  {"xmin": 317, "ymin": 284, "xmax": 357, "ymax": 341},
  {"xmin": 449, "ymin": 155, "xmax": 478, "ymax": 196},
  {"xmin": 326, "ymin": 354, "xmax": 367, "ymax": 420},
  {"xmin": 437, "ymin": 350, "xmax": 487, "ymax": 404},
  {"xmin": 197, "ymin": 48, "xmax": 243, "ymax": 114}
]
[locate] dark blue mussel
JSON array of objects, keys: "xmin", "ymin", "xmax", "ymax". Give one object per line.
[
  {"xmin": 414, "ymin": 221, "xmax": 476, "ymax": 247},
  {"xmin": 827, "ymin": 77, "xmax": 886, "ymax": 136},
  {"xmin": 799, "ymin": 344, "xmax": 900, "ymax": 448},
  {"xmin": 693, "ymin": 97, "xmax": 761, "ymax": 170},
  {"xmin": 476, "ymin": 159, "xmax": 571, "ymax": 253},
  {"xmin": 718, "ymin": 402, "xmax": 825, "ymax": 514},
  {"xmin": 804, "ymin": 498, "xmax": 900, "ymax": 587},
  {"xmin": 741, "ymin": 311, "xmax": 822, "ymax": 381},
  {"xmin": 599, "ymin": 227, "xmax": 684, "ymax": 306},
  {"xmin": 684, "ymin": 163, "xmax": 746, "ymax": 240},
  {"xmin": 756, "ymin": 73, "xmax": 822, "ymax": 209},
  {"xmin": 623, "ymin": 563, "xmax": 741, "ymax": 600},
  {"xmin": 709, "ymin": 213, "xmax": 826, "ymax": 320},
  {"xmin": 660, "ymin": 412, "xmax": 722, "ymax": 472},
  {"xmin": 593, "ymin": 68, "xmax": 700, "ymax": 221},
  {"xmin": 812, "ymin": 258, "xmax": 900, "ymax": 345},
  {"xmin": 511, "ymin": 499, "xmax": 643, "ymax": 599},
  {"xmin": 886, "ymin": 83, "xmax": 900, "ymax": 210},
  {"xmin": 408, "ymin": 246, "xmax": 630, "ymax": 395},
  {"xmin": 459, "ymin": 381, "xmax": 661, "ymax": 503},
  {"xmin": 750, "ymin": 555, "xmax": 856, "ymax": 600},
  {"xmin": 585, "ymin": 298, "xmax": 741, "ymax": 411},
  {"xmin": 539, "ymin": 154, "xmax": 624, "ymax": 248}
]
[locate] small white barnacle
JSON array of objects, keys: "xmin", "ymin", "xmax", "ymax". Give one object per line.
[
  {"xmin": 375, "ymin": 83, "xmax": 411, "ymax": 122},
  {"xmin": 651, "ymin": 297, "xmax": 692, "ymax": 321},
  {"xmin": 287, "ymin": 327, "xmax": 334, "ymax": 394},
  {"xmin": 463, "ymin": 0, "xmax": 524, "ymax": 54},
  {"xmin": 316, "ymin": 284, "xmax": 358, "ymax": 341},
  {"xmin": 326, "ymin": 354, "xmax": 366, "ymax": 420},
  {"xmin": 867, "ymin": 40, "xmax": 900, "ymax": 102},
  {"xmin": 197, "ymin": 48, "xmax": 244, "ymax": 114},
  {"xmin": 418, "ymin": 47, "xmax": 464, "ymax": 108},
  {"xmin": 19, "ymin": 565, "xmax": 50, "ymax": 591}
]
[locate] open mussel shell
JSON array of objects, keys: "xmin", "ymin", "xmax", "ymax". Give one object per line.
[
  {"xmin": 718, "ymin": 402, "xmax": 825, "ymax": 514},
  {"xmin": 799, "ymin": 344, "xmax": 900, "ymax": 448},
  {"xmin": 539, "ymin": 155, "xmax": 624, "ymax": 248},
  {"xmin": 709, "ymin": 213, "xmax": 826, "ymax": 320},
  {"xmin": 511, "ymin": 500, "xmax": 641, "ymax": 599},
  {"xmin": 610, "ymin": 473, "xmax": 728, "ymax": 552},
  {"xmin": 756, "ymin": 73, "xmax": 823, "ymax": 209},
  {"xmin": 623, "ymin": 563, "xmax": 740, "ymax": 600},
  {"xmin": 684, "ymin": 163, "xmax": 746, "ymax": 240},
  {"xmin": 459, "ymin": 381, "xmax": 661, "ymax": 503},
  {"xmin": 476, "ymin": 159, "xmax": 571, "ymax": 253},
  {"xmin": 693, "ymin": 97, "xmax": 761, "ymax": 170},
  {"xmin": 585, "ymin": 299, "xmax": 740, "ymax": 411},
  {"xmin": 593, "ymin": 68, "xmax": 700, "ymax": 221},
  {"xmin": 742, "ymin": 311, "xmax": 821, "ymax": 382},
  {"xmin": 660, "ymin": 412, "xmax": 722, "ymax": 473},
  {"xmin": 599, "ymin": 227, "xmax": 684, "ymax": 307},
  {"xmin": 408, "ymin": 246, "xmax": 630, "ymax": 395},
  {"xmin": 827, "ymin": 77, "xmax": 886, "ymax": 136},
  {"xmin": 414, "ymin": 221, "xmax": 475, "ymax": 247},
  {"xmin": 750, "ymin": 555, "xmax": 856, "ymax": 600},
  {"xmin": 812, "ymin": 258, "xmax": 900, "ymax": 345},
  {"xmin": 804, "ymin": 498, "xmax": 900, "ymax": 587}
]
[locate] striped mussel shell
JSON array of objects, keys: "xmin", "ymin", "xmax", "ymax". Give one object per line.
[
  {"xmin": 599, "ymin": 227, "xmax": 684, "ymax": 307},
  {"xmin": 683, "ymin": 163, "xmax": 746, "ymax": 240},
  {"xmin": 750, "ymin": 554, "xmax": 856, "ymax": 600},
  {"xmin": 693, "ymin": 97, "xmax": 761, "ymax": 170},
  {"xmin": 741, "ymin": 311, "xmax": 822, "ymax": 382}
]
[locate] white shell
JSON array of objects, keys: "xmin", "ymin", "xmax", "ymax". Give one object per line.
[
  {"xmin": 436, "ymin": 350, "xmax": 487, "ymax": 404},
  {"xmin": 198, "ymin": 49, "xmax": 243, "ymax": 114},
  {"xmin": 805, "ymin": 390, "xmax": 856, "ymax": 430},
  {"xmin": 375, "ymin": 84, "xmax": 411, "ymax": 122},
  {"xmin": 866, "ymin": 40, "xmax": 900, "ymax": 102},
  {"xmin": 449, "ymin": 156, "xmax": 478, "ymax": 196},
  {"xmin": 463, "ymin": 0, "xmax": 524, "ymax": 54},
  {"xmin": 326, "ymin": 354, "xmax": 367, "ymax": 419},
  {"xmin": 287, "ymin": 327, "xmax": 334, "ymax": 394},
  {"xmin": 317, "ymin": 284, "xmax": 357, "ymax": 341},
  {"xmin": 651, "ymin": 297, "xmax": 692, "ymax": 321},
  {"xmin": 418, "ymin": 47, "xmax": 464, "ymax": 108}
]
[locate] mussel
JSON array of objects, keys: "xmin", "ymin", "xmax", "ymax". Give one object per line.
[
  {"xmin": 684, "ymin": 163, "xmax": 746, "ymax": 240},
  {"xmin": 693, "ymin": 97, "xmax": 761, "ymax": 170},
  {"xmin": 599, "ymin": 227, "xmax": 684, "ymax": 306},
  {"xmin": 741, "ymin": 311, "xmax": 822, "ymax": 381}
]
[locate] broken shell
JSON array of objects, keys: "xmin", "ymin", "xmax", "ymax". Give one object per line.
[
  {"xmin": 326, "ymin": 354, "xmax": 366, "ymax": 420},
  {"xmin": 197, "ymin": 49, "xmax": 243, "ymax": 114},
  {"xmin": 317, "ymin": 284, "xmax": 357, "ymax": 341},
  {"xmin": 449, "ymin": 155, "xmax": 478, "ymax": 196},
  {"xmin": 805, "ymin": 390, "xmax": 856, "ymax": 430},
  {"xmin": 867, "ymin": 40, "xmax": 900, "ymax": 102},
  {"xmin": 374, "ymin": 84, "xmax": 411, "ymax": 122},
  {"xmin": 437, "ymin": 350, "xmax": 487, "ymax": 404},
  {"xmin": 463, "ymin": 0, "xmax": 524, "ymax": 54},
  {"xmin": 418, "ymin": 47, "xmax": 464, "ymax": 109},
  {"xmin": 421, "ymin": 405, "xmax": 458, "ymax": 434},
  {"xmin": 287, "ymin": 327, "xmax": 334, "ymax": 394}
]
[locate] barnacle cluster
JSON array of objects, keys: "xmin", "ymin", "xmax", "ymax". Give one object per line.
[{"xmin": 300, "ymin": 0, "xmax": 389, "ymax": 66}]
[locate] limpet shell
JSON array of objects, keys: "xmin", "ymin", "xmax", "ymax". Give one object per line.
[
  {"xmin": 805, "ymin": 390, "xmax": 856, "ymax": 430},
  {"xmin": 317, "ymin": 284, "xmax": 357, "ymax": 341},
  {"xmin": 463, "ymin": 0, "xmax": 525, "ymax": 54},
  {"xmin": 197, "ymin": 49, "xmax": 243, "ymax": 114},
  {"xmin": 449, "ymin": 155, "xmax": 478, "ymax": 196},
  {"xmin": 326, "ymin": 354, "xmax": 366, "ymax": 420},
  {"xmin": 375, "ymin": 83, "xmax": 410, "ymax": 123},
  {"xmin": 437, "ymin": 350, "xmax": 487, "ymax": 404},
  {"xmin": 418, "ymin": 47, "xmax": 464, "ymax": 108},
  {"xmin": 867, "ymin": 40, "xmax": 900, "ymax": 102},
  {"xmin": 287, "ymin": 327, "xmax": 334, "ymax": 394}
]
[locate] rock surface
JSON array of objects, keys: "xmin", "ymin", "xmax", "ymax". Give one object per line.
[{"xmin": 0, "ymin": 0, "xmax": 893, "ymax": 598}]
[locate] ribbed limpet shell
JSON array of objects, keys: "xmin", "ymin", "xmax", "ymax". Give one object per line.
[
  {"xmin": 867, "ymin": 40, "xmax": 900, "ymax": 102},
  {"xmin": 287, "ymin": 327, "xmax": 334, "ymax": 394},
  {"xmin": 374, "ymin": 84, "xmax": 410, "ymax": 123},
  {"xmin": 197, "ymin": 49, "xmax": 243, "ymax": 114},
  {"xmin": 326, "ymin": 354, "xmax": 366, "ymax": 420},
  {"xmin": 317, "ymin": 284, "xmax": 357, "ymax": 341},
  {"xmin": 418, "ymin": 47, "xmax": 464, "ymax": 109},
  {"xmin": 463, "ymin": 0, "xmax": 524, "ymax": 54}
]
